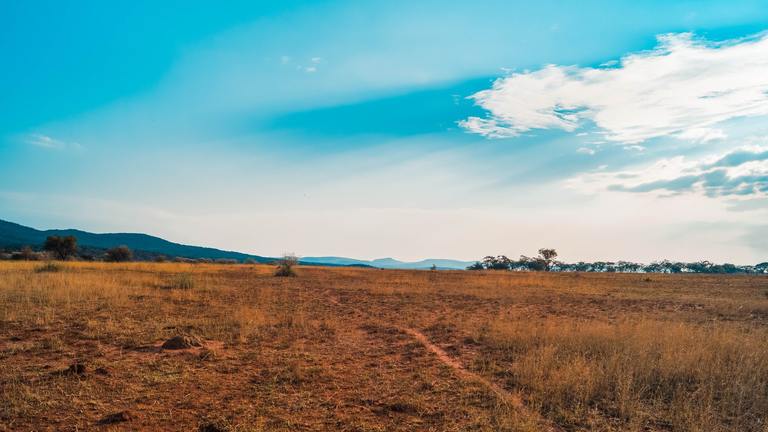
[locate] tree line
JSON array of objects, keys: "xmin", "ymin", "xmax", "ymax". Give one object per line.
[
  {"xmin": 468, "ymin": 248, "xmax": 768, "ymax": 274},
  {"xmin": 0, "ymin": 236, "xmax": 134, "ymax": 262},
  {"xmin": 0, "ymin": 236, "xmax": 251, "ymax": 264}
]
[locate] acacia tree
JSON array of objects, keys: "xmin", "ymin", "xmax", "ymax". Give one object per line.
[
  {"xmin": 467, "ymin": 262, "xmax": 484, "ymax": 270},
  {"xmin": 537, "ymin": 248, "xmax": 558, "ymax": 271},
  {"xmin": 105, "ymin": 246, "xmax": 133, "ymax": 262},
  {"xmin": 44, "ymin": 236, "xmax": 78, "ymax": 260},
  {"xmin": 482, "ymin": 255, "xmax": 512, "ymax": 270}
]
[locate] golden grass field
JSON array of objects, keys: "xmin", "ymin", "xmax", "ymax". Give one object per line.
[{"xmin": 1, "ymin": 261, "xmax": 767, "ymax": 431}]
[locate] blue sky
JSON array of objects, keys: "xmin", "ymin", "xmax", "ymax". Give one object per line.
[{"xmin": 2, "ymin": 0, "xmax": 767, "ymax": 263}]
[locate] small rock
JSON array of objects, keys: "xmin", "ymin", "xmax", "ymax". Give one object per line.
[
  {"xmin": 199, "ymin": 423, "xmax": 226, "ymax": 432},
  {"xmin": 97, "ymin": 411, "xmax": 132, "ymax": 425},
  {"xmin": 161, "ymin": 335, "xmax": 203, "ymax": 350},
  {"xmin": 62, "ymin": 362, "xmax": 86, "ymax": 375}
]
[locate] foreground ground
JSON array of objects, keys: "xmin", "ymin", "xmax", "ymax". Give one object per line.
[{"xmin": 0, "ymin": 262, "xmax": 766, "ymax": 431}]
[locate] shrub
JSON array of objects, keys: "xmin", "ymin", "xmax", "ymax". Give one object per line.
[
  {"xmin": 79, "ymin": 253, "xmax": 96, "ymax": 261},
  {"xmin": 274, "ymin": 254, "xmax": 298, "ymax": 277},
  {"xmin": 35, "ymin": 261, "xmax": 63, "ymax": 273},
  {"xmin": 105, "ymin": 246, "xmax": 133, "ymax": 262},
  {"xmin": 12, "ymin": 246, "xmax": 42, "ymax": 261},
  {"xmin": 173, "ymin": 257, "xmax": 196, "ymax": 263}
]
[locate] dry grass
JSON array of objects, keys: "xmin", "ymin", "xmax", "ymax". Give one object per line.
[{"xmin": 0, "ymin": 262, "xmax": 766, "ymax": 431}]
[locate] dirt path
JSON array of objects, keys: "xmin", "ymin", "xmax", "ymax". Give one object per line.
[
  {"xmin": 399, "ymin": 327, "xmax": 525, "ymax": 409},
  {"xmin": 324, "ymin": 289, "xmax": 557, "ymax": 430}
]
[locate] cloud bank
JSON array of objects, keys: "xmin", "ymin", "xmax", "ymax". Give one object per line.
[
  {"xmin": 569, "ymin": 145, "xmax": 768, "ymax": 198},
  {"xmin": 461, "ymin": 32, "xmax": 768, "ymax": 143}
]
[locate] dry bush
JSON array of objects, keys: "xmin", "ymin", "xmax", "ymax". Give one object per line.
[
  {"xmin": 274, "ymin": 253, "xmax": 298, "ymax": 277},
  {"xmin": 34, "ymin": 261, "xmax": 63, "ymax": 273}
]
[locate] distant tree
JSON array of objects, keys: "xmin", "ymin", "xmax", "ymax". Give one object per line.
[
  {"xmin": 482, "ymin": 255, "xmax": 512, "ymax": 270},
  {"xmin": 105, "ymin": 246, "xmax": 133, "ymax": 262},
  {"xmin": 430, "ymin": 264, "xmax": 437, "ymax": 271},
  {"xmin": 756, "ymin": 262, "xmax": 768, "ymax": 274},
  {"xmin": 244, "ymin": 258, "xmax": 258, "ymax": 265},
  {"xmin": 44, "ymin": 236, "xmax": 78, "ymax": 260},
  {"xmin": 537, "ymin": 248, "xmax": 558, "ymax": 271},
  {"xmin": 519, "ymin": 255, "xmax": 546, "ymax": 271},
  {"xmin": 467, "ymin": 262, "xmax": 484, "ymax": 271},
  {"xmin": 154, "ymin": 255, "xmax": 167, "ymax": 263}
]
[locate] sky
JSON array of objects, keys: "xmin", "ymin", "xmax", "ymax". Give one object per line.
[{"xmin": 1, "ymin": 0, "xmax": 768, "ymax": 263}]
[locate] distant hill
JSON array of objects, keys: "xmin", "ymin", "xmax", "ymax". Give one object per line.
[
  {"xmin": 0, "ymin": 219, "xmax": 474, "ymax": 268},
  {"xmin": 301, "ymin": 256, "xmax": 475, "ymax": 270},
  {"xmin": 0, "ymin": 219, "xmax": 272, "ymax": 262}
]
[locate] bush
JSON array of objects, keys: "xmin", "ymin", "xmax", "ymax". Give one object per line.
[
  {"xmin": 274, "ymin": 254, "xmax": 298, "ymax": 277},
  {"xmin": 104, "ymin": 246, "xmax": 133, "ymax": 262},
  {"xmin": 12, "ymin": 246, "xmax": 41, "ymax": 261},
  {"xmin": 35, "ymin": 261, "xmax": 63, "ymax": 273},
  {"xmin": 173, "ymin": 257, "xmax": 196, "ymax": 263},
  {"xmin": 79, "ymin": 253, "xmax": 96, "ymax": 261}
]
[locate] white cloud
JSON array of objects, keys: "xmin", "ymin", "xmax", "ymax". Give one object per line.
[
  {"xmin": 25, "ymin": 133, "xmax": 81, "ymax": 150},
  {"xmin": 26, "ymin": 133, "xmax": 64, "ymax": 149},
  {"xmin": 461, "ymin": 32, "xmax": 768, "ymax": 144},
  {"xmin": 577, "ymin": 147, "xmax": 595, "ymax": 155},
  {"xmin": 675, "ymin": 127, "xmax": 727, "ymax": 143},
  {"xmin": 624, "ymin": 145, "xmax": 646, "ymax": 152},
  {"xmin": 568, "ymin": 145, "xmax": 768, "ymax": 198}
]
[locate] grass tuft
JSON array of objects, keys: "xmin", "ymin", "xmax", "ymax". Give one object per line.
[
  {"xmin": 35, "ymin": 262, "xmax": 63, "ymax": 273},
  {"xmin": 165, "ymin": 273, "xmax": 195, "ymax": 289}
]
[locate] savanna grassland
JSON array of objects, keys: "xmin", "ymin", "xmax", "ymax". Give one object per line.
[{"xmin": 1, "ymin": 262, "xmax": 767, "ymax": 431}]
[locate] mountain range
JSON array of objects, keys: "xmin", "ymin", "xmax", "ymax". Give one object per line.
[
  {"xmin": 300, "ymin": 256, "xmax": 475, "ymax": 270},
  {"xmin": 0, "ymin": 219, "xmax": 474, "ymax": 269}
]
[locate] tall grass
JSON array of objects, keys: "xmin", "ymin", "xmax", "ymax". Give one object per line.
[{"xmin": 474, "ymin": 318, "xmax": 768, "ymax": 431}]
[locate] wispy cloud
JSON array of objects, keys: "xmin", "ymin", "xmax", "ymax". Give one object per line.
[
  {"xmin": 26, "ymin": 133, "xmax": 65, "ymax": 149},
  {"xmin": 568, "ymin": 144, "xmax": 768, "ymax": 198},
  {"xmin": 24, "ymin": 133, "xmax": 82, "ymax": 150},
  {"xmin": 461, "ymin": 32, "xmax": 768, "ymax": 144}
]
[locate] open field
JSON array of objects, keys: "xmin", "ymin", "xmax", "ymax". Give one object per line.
[{"xmin": 1, "ymin": 262, "xmax": 767, "ymax": 431}]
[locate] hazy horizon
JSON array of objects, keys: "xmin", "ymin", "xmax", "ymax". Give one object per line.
[{"xmin": 2, "ymin": 1, "xmax": 767, "ymax": 264}]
